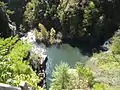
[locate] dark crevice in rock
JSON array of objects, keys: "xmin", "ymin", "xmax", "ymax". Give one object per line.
[{"xmin": 0, "ymin": 7, "xmax": 11, "ymax": 37}]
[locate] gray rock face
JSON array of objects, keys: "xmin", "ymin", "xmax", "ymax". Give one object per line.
[
  {"xmin": 21, "ymin": 30, "xmax": 47, "ymax": 62},
  {"xmin": 0, "ymin": 82, "xmax": 33, "ymax": 90},
  {"xmin": 0, "ymin": 83, "xmax": 21, "ymax": 90},
  {"xmin": 0, "ymin": 7, "xmax": 11, "ymax": 37},
  {"xmin": 6, "ymin": 0, "xmax": 28, "ymax": 29},
  {"xmin": 21, "ymin": 30, "xmax": 47, "ymax": 88}
]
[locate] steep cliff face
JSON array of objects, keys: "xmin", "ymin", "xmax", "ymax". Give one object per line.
[
  {"xmin": 7, "ymin": 0, "xmax": 27, "ymax": 30},
  {"xmin": 0, "ymin": 7, "xmax": 11, "ymax": 37}
]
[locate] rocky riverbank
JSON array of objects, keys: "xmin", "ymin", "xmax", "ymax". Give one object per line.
[{"xmin": 21, "ymin": 30, "xmax": 48, "ymax": 89}]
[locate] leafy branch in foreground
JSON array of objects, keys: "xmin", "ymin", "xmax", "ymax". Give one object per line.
[{"xmin": 0, "ymin": 36, "xmax": 42, "ymax": 90}]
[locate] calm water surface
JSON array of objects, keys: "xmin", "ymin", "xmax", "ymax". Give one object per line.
[{"xmin": 46, "ymin": 44, "xmax": 88, "ymax": 89}]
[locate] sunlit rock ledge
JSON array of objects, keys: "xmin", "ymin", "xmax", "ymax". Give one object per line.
[{"xmin": 21, "ymin": 30, "xmax": 47, "ymax": 64}]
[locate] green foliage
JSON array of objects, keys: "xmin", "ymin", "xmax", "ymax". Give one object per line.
[
  {"xmin": 50, "ymin": 62, "xmax": 94, "ymax": 90},
  {"xmin": 67, "ymin": 63, "xmax": 94, "ymax": 90},
  {"xmin": 57, "ymin": 0, "xmax": 70, "ymax": 23},
  {"xmin": 111, "ymin": 30, "xmax": 120, "ymax": 54},
  {"xmin": 87, "ymin": 33, "xmax": 120, "ymax": 89},
  {"xmin": 0, "ymin": 1, "xmax": 6, "ymax": 7},
  {"xmin": 34, "ymin": 28, "xmax": 43, "ymax": 41},
  {"xmin": 75, "ymin": 63, "xmax": 94, "ymax": 87},
  {"xmin": 38, "ymin": 23, "xmax": 49, "ymax": 40},
  {"xmin": 92, "ymin": 83, "xmax": 106, "ymax": 90},
  {"xmin": 29, "ymin": 51, "xmax": 42, "ymax": 72},
  {"xmin": 19, "ymin": 24, "xmax": 25, "ymax": 32},
  {"xmin": 49, "ymin": 28, "xmax": 56, "ymax": 44},
  {"xmin": 34, "ymin": 23, "xmax": 49, "ymax": 43},
  {"xmin": 82, "ymin": 1, "xmax": 99, "ymax": 34},
  {"xmin": 24, "ymin": 0, "xmax": 40, "ymax": 27},
  {"xmin": 0, "ymin": 1, "xmax": 14, "ymax": 17},
  {"xmin": 0, "ymin": 36, "xmax": 41, "ymax": 89},
  {"xmin": 23, "ymin": 0, "xmax": 103, "ymax": 42},
  {"xmin": 23, "ymin": 0, "xmax": 106, "ymax": 41},
  {"xmin": 23, "ymin": 0, "xmax": 81, "ymax": 37},
  {"xmin": 50, "ymin": 63, "xmax": 70, "ymax": 90},
  {"xmin": 92, "ymin": 83, "xmax": 119, "ymax": 90},
  {"xmin": 18, "ymin": 0, "xmax": 120, "ymax": 49},
  {"xmin": 34, "ymin": 23, "xmax": 58, "ymax": 45},
  {"xmin": 0, "ymin": 36, "xmax": 18, "ymax": 58}
]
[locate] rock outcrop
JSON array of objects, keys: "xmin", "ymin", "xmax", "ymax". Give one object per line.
[
  {"xmin": 0, "ymin": 7, "xmax": 11, "ymax": 37},
  {"xmin": 21, "ymin": 30, "xmax": 48, "ymax": 88}
]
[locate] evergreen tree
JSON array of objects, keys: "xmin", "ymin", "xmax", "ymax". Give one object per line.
[
  {"xmin": 50, "ymin": 62, "xmax": 94, "ymax": 90},
  {"xmin": 50, "ymin": 63, "xmax": 70, "ymax": 90}
]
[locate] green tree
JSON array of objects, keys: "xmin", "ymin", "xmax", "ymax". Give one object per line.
[
  {"xmin": 50, "ymin": 63, "xmax": 70, "ymax": 90},
  {"xmin": 75, "ymin": 63, "xmax": 94, "ymax": 89},
  {"xmin": 0, "ymin": 36, "xmax": 41, "ymax": 89},
  {"xmin": 24, "ymin": 0, "xmax": 40, "ymax": 28},
  {"xmin": 50, "ymin": 62, "xmax": 95, "ymax": 90}
]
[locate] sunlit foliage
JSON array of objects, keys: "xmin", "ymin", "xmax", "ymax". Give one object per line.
[{"xmin": 0, "ymin": 36, "xmax": 41, "ymax": 89}]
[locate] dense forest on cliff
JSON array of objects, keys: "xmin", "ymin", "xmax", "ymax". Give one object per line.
[{"xmin": 0, "ymin": 0, "xmax": 120, "ymax": 90}]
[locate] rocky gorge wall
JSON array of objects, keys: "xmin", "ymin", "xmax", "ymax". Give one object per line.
[
  {"xmin": 0, "ymin": 7, "xmax": 11, "ymax": 37},
  {"xmin": 21, "ymin": 30, "xmax": 48, "ymax": 88}
]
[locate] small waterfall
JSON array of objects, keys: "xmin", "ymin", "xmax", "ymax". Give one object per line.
[{"xmin": 8, "ymin": 22, "xmax": 16, "ymax": 36}]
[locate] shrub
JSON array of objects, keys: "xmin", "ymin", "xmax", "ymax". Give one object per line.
[
  {"xmin": 0, "ymin": 36, "xmax": 41, "ymax": 89},
  {"xmin": 23, "ymin": 0, "xmax": 40, "ymax": 28},
  {"xmin": 92, "ymin": 83, "xmax": 106, "ymax": 90},
  {"xmin": 34, "ymin": 23, "xmax": 59, "ymax": 45},
  {"xmin": 38, "ymin": 23, "xmax": 49, "ymax": 40},
  {"xmin": 49, "ymin": 28, "xmax": 56, "ymax": 44},
  {"xmin": 50, "ymin": 62, "xmax": 94, "ymax": 90},
  {"xmin": 50, "ymin": 63, "xmax": 70, "ymax": 90},
  {"xmin": 111, "ymin": 30, "xmax": 120, "ymax": 54}
]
